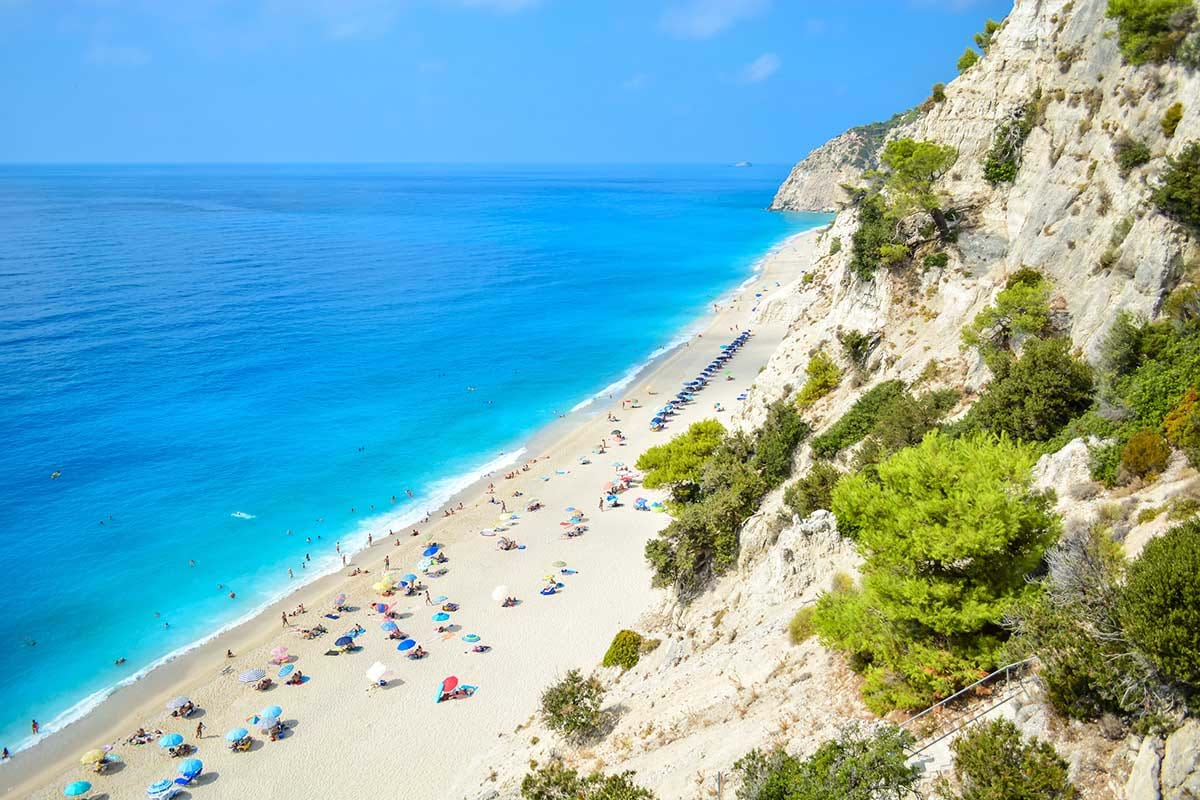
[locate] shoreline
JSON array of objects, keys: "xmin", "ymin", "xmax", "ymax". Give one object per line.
[{"xmin": 2, "ymin": 225, "xmax": 827, "ymax": 799}]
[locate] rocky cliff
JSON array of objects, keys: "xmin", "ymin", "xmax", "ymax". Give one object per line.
[{"xmin": 467, "ymin": 1, "xmax": 1200, "ymax": 797}]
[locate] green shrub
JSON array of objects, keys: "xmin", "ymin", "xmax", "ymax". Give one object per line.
[
  {"xmin": 789, "ymin": 606, "xmax": 816, "ymax": 644},
  {"xmin": 751, "ymin": 399, "xmax": 811, "ymax": 487},
  {"xmin": 1165, "ymin": 388, "xmax": 1200, "ymax": 467},
  {"xmin": 540, "ymin": 670, "xmax": 606, "ymax": 743},
  {"xmin": 1089, "ymin": 440, "xmax": 1124, "ymax": 487},
  {"xmin": 829, "ymin": 236, "xmax": 842, "ymax": 255},
  {"xmin": 975, "ymin": 19, "xmax": 1002, "ymax": 52},
  {"xmin": 1121, "ymin": 520, "xmax": 1200, "ymax": 685},
  {"xmin": 878, "ymin": 242, "xmax": 909, "ymax": 266},
  {"xmin": 849, "ymin": 192, "xmax": 893, "ymax": 281},
  {"xmin": 796, "ymin": 351, "xmax": 842, "ymax": 409},
  {"xmin": 961, "ymin": 268, "xmax": 1051, "ymax": 365},
  {"xmin": 1106, "ymin": 0, "xmax": 1197, "ymax": 65},
  {"xmin": 880, "ymin": 138, "xmax": 958, "ymax": 224},
  {"xmin": 945, "ymin": 718, "xmax": 1079, "ymax": 800},
  {"xmin": 1162, "ymin": 102, "xmax": 1184, "ymax": 138},
  {"xmin": 602, "ymin": 629, "xmax": 644, "ymax": 670},
  {"xmin": 962, "ymin": 338, "xmax": 1095, "ymax": 443},
  {"xmin": 1120, "ymin": 428, "xmax": 1172, "ymax": 478},
  {"xmin": 957, "ymin": 47, "xmax": 980, "ymax": 73},
  {"xmin": 646, "ymin": 401, "xmax": 808, "ymax": 598},
  {"xmin": 855, "ymin": 388, "xmax": 959, "ymax": 473},
  {"xmin": 1100, "ymin": 310, "xmax": 1144, "ymax": 377},
  {"xmin": 932, "ymin": 82, "xmax": 947, "ymax": 103},
  {"xmin": 983, "ymin": 100, "xmax": 1039, "ymax": 185},
  {"xmin": 1114, "ymin": 134, "xmax": 1152, "ymax": 176},
  {"xmin": 1168, "ymin": 496, "xmax": 1200, "ymax": 520},
  {"xmin": 1164, "ymin": 284, "xmax": 1200, "ymax": 326},
  {"xmin": 783, "ymin": 463, "xmax": 842, "ymax": 519},
  {"xmin": 521, "ymin": 761, "xmax": 655, "ymax": 800},
  {"xmin": 810, "ymin": 380, "xmax": 907, "ymax": 459},
  {"xmin": 924, "ymin": 251, "xmax": 950, "ymax": 269},
  {"xmin": 1115, "ymin": 319, "xmax": 1200, "ymax": 424},
  {"xmin": 817, "ymin": 432, "xmax": 1058, "ymax": 713},
  {"xmin": 733, "ymin": 725, "xmax": 918, "ymax": 800},
  {"xmin": 1153, "ymin": 141, "xmax": 1200, "ymax": 229},
  {"xmin": 838, "ymin": 329, "xmax": 875, "ymax": 370},
  {"xmin": 635, "ymin": 419, "xmax": 724, "ymax": 497}
]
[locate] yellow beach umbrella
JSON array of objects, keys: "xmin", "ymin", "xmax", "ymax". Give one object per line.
[
  {"xmin": 372, "ymin": 580, "xmax": 393, "ymax": 593},
  {"xmin": 80, "ymin": 749, "xmax": 106, "ymax": 765}
]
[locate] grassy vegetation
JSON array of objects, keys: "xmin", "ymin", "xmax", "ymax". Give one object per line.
[
  {"xmin": 795, "ymin": 351, "xmax": 842, "ymax": 409},
  {"xmin": 1153, "ymin": 141, "xmax": 1200, "ymax": 230},
  {"xmin": 1106, "ymin": 0, "xmax": 1197, "ymax": 65}
]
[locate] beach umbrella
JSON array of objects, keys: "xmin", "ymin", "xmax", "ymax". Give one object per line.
[
  {"xmin": 178, "ymin": 758, "xmax": 203, "ymax": 776},
  {"xmin": 225, "ymin": 727, "xmax": 248, "ymax": 742},
  {"xmin": 373, "ymin": 602, "xmax": 389, "ymax": 613},
  {"xmin": 397, "ymin": 638, "xmax": 416, "ymax": 651},
  {"xmin": 422, "ymin": 544, "xmax": 440, "ymax": 557},
  {"xmin": 80, "ymin": 749, "xmax": 106, "ymax": 765},
  {"xmin": 610, "ymin": 429, "xmax": 622, "ymax": 436},
  {"xmin": 417, "ymin": 557, "xmax": 435, "ymax": 571},
  {"xmin": 335, "ymin": 635, "xmax": 354, "ymax": 647},
  {"xmin": 491, "ymin": 585, "xmax": 509, "ymax": 602},
  {"xmin": 158, "ymin": 733, "xmax": 183, "ymax": 748},
  {"xmin": 260, "ymin": 705, "xmax": 283, "ymax": 720},
  {"xmin": 278, "ymin": 663, "xmax": 294, "ymax": 679},
  {"xmin": 463, "ymin": 633, "xmax": 481, "ymax": 643},
  {"xmin": 333, "ymin": 593, "xmax": 346, "ymax": 608},
  {"xmin": 148, "ymin": 779, "xmax": 174, "ymax": 794},
  {"xmin": 440, "ymin": 675, "xmax": 459, "ymax": 694},
  {"xmin": 271, "ymin": 646, "xmax": 288, "ymax": 662},
  {"xmin": 552, "ymin": 560, "xmax": 567, "ymax": 568},
  {"xmin": 166, "ymin": 696, "xmax": 190, "ymax": 711},
  {"xmin": 365, "ymin": 662, "xmax": 392, "ymax": 683},
  {"xmin": 372, "ymin": 581, "xmax": 393, "ymax": 594},
  {"xmin": 432, "ymin": 612, "xmax": 450, "ymax": 622},
  {"xmin": 380, "ymin": 620, "xmax": 399, "ymax": 632},
  {"xmin": 63, "ymin": 781, "xmax": 91, "ymax": 797},
  {"xmin": 239, "ymin": 668, "xmax": 266, "ymax": 683},
  {"xmin": 402, "ymin": 573, "xmax": 417, "ymax": 583},
  {"xmin": 565, "ymin": 506, "xmax": 575, "ymax": 512}
]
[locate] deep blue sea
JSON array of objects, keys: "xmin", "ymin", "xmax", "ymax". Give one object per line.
[{"xmin": 0, "ymin": 164, "xmax": 827, "ymax": 753}]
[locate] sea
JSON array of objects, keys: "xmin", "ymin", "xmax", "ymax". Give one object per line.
[{"xmin": 0, "ymin": 163, "xmax": 829, "ymax": 755}]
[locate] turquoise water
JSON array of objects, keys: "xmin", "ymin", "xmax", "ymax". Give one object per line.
[{"xmin": 0, "ymin": 164, "xmax": 828, "ymax": 754}]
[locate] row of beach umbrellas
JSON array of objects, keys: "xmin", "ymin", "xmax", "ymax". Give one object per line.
[{"xmin": 650, "ymin": 330, "xmax": 751, "ymax": 429}]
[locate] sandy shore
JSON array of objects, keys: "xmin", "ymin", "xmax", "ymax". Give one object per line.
[{"xmin": 3, "ymin": 228, "xmax": 823, "ymax": 800}]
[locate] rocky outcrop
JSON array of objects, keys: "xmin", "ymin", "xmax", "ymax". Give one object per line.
[{"xmin": 768, "ymin": 129, "xmax": 871, "ymax": 212}]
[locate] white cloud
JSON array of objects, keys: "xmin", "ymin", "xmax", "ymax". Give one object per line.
[
  {"xmin": 739, "ymin": 51, "xmax": 779, "ymax": 83},
  {"xmin": 621, "ymin": 73, "xmax": 648, "ymax": 90},
  {"xmin": 661, "ymin": 0, "xmax": 768, "ymax": 40},
  {"xmin": 85, "ymin": 43, "xmax": 151, "ymax": 66}
]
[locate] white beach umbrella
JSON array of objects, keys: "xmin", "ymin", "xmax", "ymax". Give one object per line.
[{"xmin": 491, "ymin": 585, "xmax": 509, "ymax": 603}]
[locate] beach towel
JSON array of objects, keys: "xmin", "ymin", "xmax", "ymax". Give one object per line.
[
  {"xmin": 324, "ymin": 650, "xmax": 340, "ymax": 656},
  {"xmin": 323, "ymin": 613, "xmax": 339, "ymax": 620}
]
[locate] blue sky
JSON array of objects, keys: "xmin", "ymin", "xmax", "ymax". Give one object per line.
[{"xmin": 0, "ymin": 0, "xmax": 1012, "ymax": 163}]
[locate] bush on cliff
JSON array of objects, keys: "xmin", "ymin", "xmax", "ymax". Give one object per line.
[
  {"xmin": 783, "ymin": 462, "xmax": 842, "ymax": 519},
  {"xmin": 540, "ymin": 670, "xmax": 605, "ymax": 743},
  {"xmin": 601, "ymin": 629, "xmax": 644, "ymax": 671},
  {"xmin": 795, "ymin": 350, "xmax": 842, "ymax": 409},
  {"xmin": 635, "ymin": 419, "xmax": 724, "ymax": 500},
  {"xmin": 944, "ymin": 719, "xmax": 1079, "ymax": 800},
  {"xmin": 733, "ymin": 725, "xmax": 918, "ymax": 800},
  {"xmin": 1153, "ymin": 140, "xmax": 1200, "ymax": 230},
  {"xmin": 522, "ymin": 761, "xmax": 655, "ymax": 800},
  {"xmin": 810, "ymin": 380, "xmax": 907, "ymax": 459},
  {"xmin": 815, "ymin": 432, "xmax": 1058, "ymax": 713},
  {"xmin": 961, "ymin": 267, "xmax": 1051, "ymax": 365},
  {"xmin": 1120, "ymin": 519, "xmax": 1200, "ymax": 686},
  {"xmin": 1107, "ymin": 0, "xmax": 1197, "ymax": 65}
]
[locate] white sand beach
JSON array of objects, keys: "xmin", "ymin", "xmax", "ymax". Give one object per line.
[{"xmin": 4, "ymin": 230, "xmax": 822, "ymax": 800}]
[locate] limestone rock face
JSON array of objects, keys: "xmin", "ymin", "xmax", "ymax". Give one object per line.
[
  {"xmin": 1162, "ymin": 722, "xmax": 1200, "ymax": 800},
  {"xmin": 1126, "ymin": 737, "xmax": 1164, "ymax": 800},
  {"xmin": 769, "ymin": 129, "xmax": 870, "ymax": 212}
]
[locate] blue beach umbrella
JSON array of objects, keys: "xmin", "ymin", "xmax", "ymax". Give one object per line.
[
  {"xmin": 374, "ymin": 603, "xmax": 388, "ymax": 613},
  {"xmin": 432, "ymin": 612, "xmax": 450, "ymax": 622},
  {"xmin": 397, "ymin": 638, "xmax": 416, "ymax": 651},
  {"xmin": 239, "ymin": 668, "xmax": 266, "ymax": 683},
  {"xmin": 178, "ymin": 758, "xmax": 203, "ymax": 776},
  {"xmin": 63, "ymin": 781, "xmax": 91, "ymax": 797},
  {"xmin": 278, "ymin": 663, "xmax": 294, "ymax": 679},
  {"xmin": 463, "ymin": 633, "xmax": 481, "ymax": 643},
  {"xmin": 381, "ymin": 620, "xmax": 399, "ymax": 632},
  {"xmin": 148, "ymin": 779, "xmax": 174, "ymax": 794},
  {"xmin": 158, "ymin": 733, "xmax": 183, "ymax": 748},
  {"xmin": 422, "ymin": 545, "xmax": 440, "ymax": 557},
  {"xmin": 225, "ymin": 727, "xmax": 248, "ymax": 742},
  {"xmin": 260, "ymin": 705, "xmax": 282, "ymax": 720},
  {"xmin": 402, "ymin": 573, "xmax": 417, "ymax": 583},
  {"xmin": 335, "ymin": 635, "xmax": 354, "ymax": 647}
]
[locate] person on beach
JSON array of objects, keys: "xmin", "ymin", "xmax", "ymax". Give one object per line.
[
  {"xmin": 384, "ymin": 555, "xmax": 390, "ymax": 568},
  {"xmin": 336, "ymin": 541, "xmax": 341, "ymax": 554},
  {"xmin": 30, "ymin": 720, "xmax": 38, "ymax": 735},
  {"xmin": 424, "ymin": 590, "xmax": 432, "ymax": 605},
  {"xmin": 226, "ymin": 649, "xmax": 235, "ymax": 658},
  {"xmin": 368, "ymin": 533, "xmax": 373, "ymax": 546},
  {"xmin": 282, "ymin": 613, "xmax": 290, "ymax": 627},
  {"xmin": 196, "ymin": 721, "xmax": 205, "ymax": 739},
  {"xmin": 1, "ymin": 747, "xmax": 9, "ymax": 761}
]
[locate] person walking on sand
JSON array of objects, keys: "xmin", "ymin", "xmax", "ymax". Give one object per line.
[
  {"xmin": 384, "ymin": 555, "xmax": 390, "ymax": 569},
  {"xmin": 195, "ymin": 721, "xmax": 205, "ymax": 739},
  {"xmin": 282, "ymin": 612, "xmax": 290, "ymax": 628},
  {"xmin": 424, "ymin": 590, "xmax": 432, "ymax": 606},
  {"xmin": 599, "ymin": 497, "xmax": 604, "ymax": 512}
]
